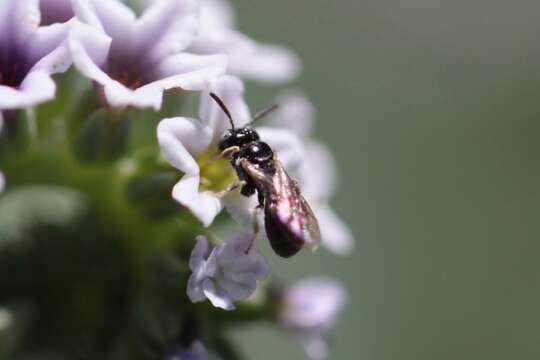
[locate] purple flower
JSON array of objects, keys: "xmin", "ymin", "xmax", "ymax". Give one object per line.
[
  {"xmin": 39, "ymin": 0, "xmax": 74, "ymax": 25},
  {"xmin": 68, "ymin": 0, "xmax": 227, "ymax": 110},
  {"xmin": 187, "ymin": 232, "xmax": 269, "ymax": 311},
  {"xmin": 189, "ymin": 0, "xmax": 301, "ymax": 83},
  {"xmin": 269, "ymin": 91, "xmax": 354, "ymax": 255},
  {"xmin": 157, "ymin": 75, "xmax": 304, "ymax": 227},
  {"xmin": 0, "ymin": 0, "xmax": 73, "ymax": 110},
  {"xmin": 164, "ymin": 340, "xmax": 208, "ymax": 360},
  {"xmin": 280, "ymin": 277, "xmax": 347, "ymax": 360}
]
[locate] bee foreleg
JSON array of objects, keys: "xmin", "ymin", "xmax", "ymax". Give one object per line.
[
  {"xmin": 245, "ymin": 205, "xmax": 263, "ymax": 255},
  {"xmin": 218, "ymin": 146, "xmax": 241, "ymax": 159},
  {"xmin": 212, "ymin": 180, "xmax": 247, "ymax": 198}
]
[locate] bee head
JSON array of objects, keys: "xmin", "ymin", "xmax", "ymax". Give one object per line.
[{"xmin": 218, "ymin": 126, "xmax": 259, "ymax": 151}]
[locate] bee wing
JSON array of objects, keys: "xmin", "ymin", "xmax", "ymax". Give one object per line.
[
  {"xmin": 240, "ymin": 156, "xmax": 321, "ymax": 253},
  {"xmin": 295, "ymin": 192, "xmax": 321, "ymax": 251}
]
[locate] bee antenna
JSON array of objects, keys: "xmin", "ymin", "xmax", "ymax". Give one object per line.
[
  {"xmin": 209, "ymin": 92, "xmax": 235, "ymax": 129},
  {"xmin": 252, "ymin": 104, "xmax": 279, "ymax": 123}
]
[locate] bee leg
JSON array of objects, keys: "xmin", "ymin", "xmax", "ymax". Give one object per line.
[
  {"xmin": 217, "ymin": 146, "xmax": 240, "ymax": 159},
  {"xmin": 200, "ymin": 146, "xmax": 241, "ymax": 169},
  {"xmin": 212, "ymin": 180, "xmax": 246, "ymax": 198},
  {"xmin": 245, "ymin": 205, "xmax": 263, "ymax": 254}
]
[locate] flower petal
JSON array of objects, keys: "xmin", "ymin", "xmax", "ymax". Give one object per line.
[
  {"xmin": 270, "ymin": 90, "xmax": 316, "ymax": 138},
  {"xmin": 186, "ymin": 271, "xmax": 206, "ymax": 303},
  {"xmin": 0, "ymin": 0, "xmax": 40, "ymax": 47},
  {"xmin": 28, "ymin": 21, "xmax": 73, "ymax": 74},
  {"xmin": 222, "ymin": 194, "xmax": 256, "ymax": 228},
  {"xmin": 200, "ymin": 0, "xmax": 235, "ymax": 29},
  {"xmin": 317, "ymin": 204, "xmax": 354, "ymax": 255},
  {"xmin": 228, "ymin": 43, "xmax": 301, "ymax": 84},
  {"xmin": 134, "ymin": 0, "xmax": 199, "ymax": 62},
  {"xmin": 172, "ymin": 174, "xmax": 223, "ymax": 227},
  {"xmin": 68, "ymin": 21, "xmax": 112, "ymax": 84},
  {"xmin": 188, "ymin": 235, "xmax": 211, "ymax": 271},
  {"xmin": 0, "ymin": 70, "xmax": 55, "ymax": 109},
  {"xmin": 257, "ymin": 127, "xmax": 305, "ymax": 170},
  {"xmin": 140, "ymin": 53, "xmax": 227, "ymax": 101},
  {"xmin": 202, "ymin": 278, "xmax": 234, "ymax": 310},
  {"xmin": 281, "ymin": 277, "xmax": 347, "ymax": 332},
  {"xmin": 199, "ymin": 75, "xmax": 251, "ymax": 138},
  {"xmin": 300, "ymin": 141, "xmax": 337, "ymax": 201},
  {"xmin": 71, "ymin": 0, "xmax": 135, "ymax": 38},
  {"xmin": 40, "ymin": 0, "xmax": 74, "ymax": 25},
  {"xmin": 157, "ymin": 117, "xmax": 212, "ymax": 174}
]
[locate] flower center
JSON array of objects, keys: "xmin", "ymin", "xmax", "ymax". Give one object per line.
[
  {"xmin": 0, "ymin": 54, "xmax": 30, "ymax": 87},
  {"xmin": 106, "ymin": 46, "xmax": 150, "ymax": 90},
  {"xmin": 197, "ymin": 147, "xmax": 237, "ymax": 192}
]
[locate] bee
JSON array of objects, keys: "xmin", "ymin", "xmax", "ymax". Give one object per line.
[{"xmin": 210, "ymin": 93, "xmax": 321, "ymax": 258}]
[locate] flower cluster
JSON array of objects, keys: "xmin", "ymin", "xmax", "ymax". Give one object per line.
[{"xmin": 0, "ymin": 1, "xmax": 351, "ymax": 359}]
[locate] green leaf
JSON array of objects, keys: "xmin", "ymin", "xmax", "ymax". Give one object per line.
[
  {"xmin": 0, "ymin": 185, "xmax": 85, "ymax": 246},
  {"xmin": 72, "ymin": 109, "xmax": 107, "ymax": 162},
  {"xmin": 72, "ymin": 110, "xmax": 133, "ymax": 163}
]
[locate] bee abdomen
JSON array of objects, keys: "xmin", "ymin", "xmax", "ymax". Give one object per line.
[{"xmin": 264, "ymin": 208, "xmax": 304, "ymax": 258}]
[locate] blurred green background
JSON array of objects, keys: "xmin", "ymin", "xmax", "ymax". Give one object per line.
[{"xmin": 232, "ymin": 1, "xmax": 540, "ymax": 359}]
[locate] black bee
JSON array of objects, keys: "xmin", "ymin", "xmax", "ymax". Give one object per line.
[{"xmin": 210, "ymin": 93, "xmax": 321, "ymax": 258}]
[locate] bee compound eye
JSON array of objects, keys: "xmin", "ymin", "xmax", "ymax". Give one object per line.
[{"xmin": 218, "ymin": 130, "xmax": 234, "ymax": 150}]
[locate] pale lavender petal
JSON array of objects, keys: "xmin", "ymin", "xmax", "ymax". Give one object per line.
[
  {"xmin": 146, "ymin": 53, "xmax": 227, "ymax": 93},
  {"xmin": 165, "ymin": 341, "xmax": 208, "ymax": 360},
  {"xmin": 71, "ymin": 0, "xmax": 135, "ymax": 39},
  {"xmin": 190, "ymin": 28, "xmax": 252, "ymax": 57},
  {"xmin": 199, "ymin": 75, "xmax": 251, "ymax": 138},
  {"xmin": 218, "ymin": 275, "xmax": 257, "ymax": 301},
  {"xmin": 281, "ymin": 277, "xmax": 347, "ymax": 332},
  {"xmin": 172, "ymin": 174, "xmax": 223, "ymax": 227},
  {"xmin": 157, "ymin": 117, "xmax": 212, "ymax": 174},
  {"xmin": 257, "ymin": 127, "xmax": 305, "ymax": 170},
  {"xmin": 271, "ymin": 90, "xmax": 316, "ymax": 138},
  {"xmin": 200, "ymin": 0, "xmax": 235, "ymax": 29},
  {"xmin": 0, "ymin": 71, "xmax": 55, "ymax": 109},
  {"xmin": 222, "ymin": 194, "xmax": 257, "ymax": 228},
  {"xmin": 317, "ymin": 204, "xmax": 354, "ymax": 255},
  {"xmin": 0, "ymin": 1, "xmax": 40, "ymax": 47},
  {"xmin": 102, "ymin": 81, "xmax": 163, "ymax": 109},
  {"xmin": 202, "ymin": 278, "xmax": 234, "ymax": 310},
  {"xmin": 228, "ymin": 43, "xmax": 301, "ymax": 84},
  {"xmin": 300, "ymin": 141, "xmax": 337, "ymax": 201},
  {"xmin": 28, "ymin": 20, "xmax": 72, "ymax": 68},
  {"xmin": 303, "ymin": 336, "xmax": 329, "ymax": 360},
  {"xmin": 68, "ymin": 21, "xmax": 112, "ymax": 84},
  {"xmin": 188, "ymin": 235, "xmax": 211, "ymax": 271},
  {"xmin": 40, "ymin": 0, "xmax": 74, "ymax": 25},
  {"xmin": 134, "ymin": 0, "xmax": 198, "ymax": 62},
  {"xmin": 186, "ymin": 271, "xmax": 206, "ymax": 303}
]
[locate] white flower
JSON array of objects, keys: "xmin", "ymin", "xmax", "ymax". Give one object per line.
[
  {"xmin": 0, "ymin": 0, "xmax": 73, "ymax": 110},
  {"xmin": 164, "ymin": 340, "xmax": 208, "ymax": 360},
  {"xmin": 189, "ymin": 0, "xmax": 301, "ymax": 83},
  {"xmin": 280, "ymin": 277, "xmax": 347, "ymax": 360},
  {"xmin": 187, "ymin": 232, "xmax": 269, "ymax": 311},
  {"xmin": 68, "ymin": 0, "xmax": 227, "ymax": 110},
  {"xmin": 157, "ymin": 75, "xmax": 304, "ymax": 227},
  {"xmin": 269, "ymin": 91, "xmax": 354, "ymax": 255}
]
